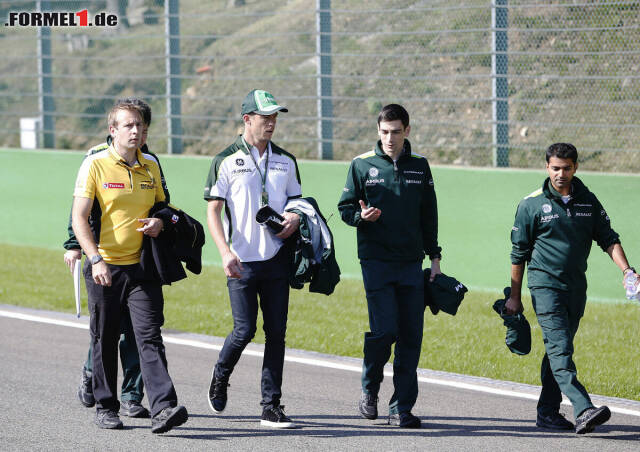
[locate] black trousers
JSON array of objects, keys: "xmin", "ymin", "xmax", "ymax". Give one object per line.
[
  {"xmin": 214, "ymin": 246, "xmax": 290, "ymax": 409},
  {"xmin": 84, "ymin": 261, "xmax": 177, "ymax": 417},
  {"xmin": 83, "ymin": 305, "xmax": 144, "ymax": 403}
]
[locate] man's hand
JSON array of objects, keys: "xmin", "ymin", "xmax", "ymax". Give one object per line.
[
  {"xmin": 222, "ymin": 250, "xmax": 243, "ymax": 279},
  {"xmin": 137, "ymin": 217, "xmax": 164, "ymax": 237},
  {"xmin": 429, "ymin": 258, "xmax": 442, "ymax": 282},
  {"xmin": 63, "ymin": 249, "xmax": 82, "ymax": 273},
  {"xmin": 276, "ymin": 211, "xmax": 301, "ymax": 239},
  {"xmin": 92, "ymin": 260, "xmax": 112, "ymax": 287},
  {"xmin": 504, "ymin": 296, "xmax": 524, "ymax": 315},
  {"xmin": 359, "ymin": 200, "xmax": 381, "ymax": 222},
  {"xmin": 623, "ymin": 268, "xmax": 640, "ymax": 289}
]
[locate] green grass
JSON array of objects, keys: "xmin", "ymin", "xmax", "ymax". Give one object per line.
[
  {"xmin": 2, "ymin": 148, "xmax": 639, "ymax": 400},
  {"xmin": 1, "ymin": 148, "xmax": 638, "ymax": 301},
  {"xmin": 2, "ymin": 243, "xmax": 639, "ymax": 401}
]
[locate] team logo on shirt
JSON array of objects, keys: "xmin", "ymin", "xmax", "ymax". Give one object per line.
[
  {"xmin": 235, "ymin": 159, "xmax": 245, "ymax": 166},
  {"xmin": 102, "ymin": 182, "xmax": 125, "ymax": 189},
  {"xmin": 542, "ymin": 203, "xmax": 552, "ymax": 213},
  {"xmin": 369, "ymin": 168, "xmax": 379, "ymax": 177},
  {"xmin": 140, "ymin": 180, "xmax": 155, "ymax": 189}
]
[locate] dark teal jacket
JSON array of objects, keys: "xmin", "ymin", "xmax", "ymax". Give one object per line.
[
  {"xmin": 337, "ymin": 140, "xmax": 441, "ymax": 262},
  {"xmin": 510, "ymin": 176, "xmax": 620, "ymax": 291}
]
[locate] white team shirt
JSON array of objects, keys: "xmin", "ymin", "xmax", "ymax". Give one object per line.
[{"xmin": 206, "ymin": 141, "xmax": 302, "ymax": 262}]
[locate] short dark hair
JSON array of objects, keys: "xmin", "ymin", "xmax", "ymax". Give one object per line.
[
  {"xmin": 114, "ymin": 97, "xmax": 152, "ymax": 126},
  {"xmin": 546, "ymin": 143, "xmax": 578, "ymax": 163},
  {"xmin": 378, "ymin": 104, "xmax": 410, "ymax": 129}
]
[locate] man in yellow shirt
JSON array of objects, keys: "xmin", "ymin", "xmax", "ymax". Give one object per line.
[{"xmin": 72, "ymin": 102, "xmax": 187, "ymax": 433}]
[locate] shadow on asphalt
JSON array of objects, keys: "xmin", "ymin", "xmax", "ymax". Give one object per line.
[{"xmin": 159, "ymin": 414, "xmax": 640, "ymax": 441}]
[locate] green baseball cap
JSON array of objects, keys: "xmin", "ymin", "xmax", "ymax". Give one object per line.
[
  {"xmin": 492, "ymin": 287, "xmax": 532, "ymax": 356},
  {"xmin": 241, "ymin": 89, "xmax": 288, "ymax": 116},
  {"xmin": 423, "ymin": 269, "xmax": 468, "ymax": 316}
]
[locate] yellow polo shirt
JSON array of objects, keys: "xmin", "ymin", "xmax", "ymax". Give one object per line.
[{"xmin": 73, "ymin": 145, "xmax": 165, "ymax": 264}]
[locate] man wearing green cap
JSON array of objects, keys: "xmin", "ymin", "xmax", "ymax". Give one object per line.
[
  {"xmin": 203, "ymin": 90, "xmax": 302, "ymax": 428},
  {"xmin": 506, "ymin": 142, "xmax": 635, "ymax": 434},
  {"xmin": 338, "ymin": 104, "xmax": 442, "ymax": 428}
]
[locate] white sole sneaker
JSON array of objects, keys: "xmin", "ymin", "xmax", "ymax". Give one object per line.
[
  {"xmin": 260, "ymin": 419, "xmax": 296, "ymax": 429},
  {"xmin": 207, "ymin": 367, "xmax": 226, "ymax": 414}
]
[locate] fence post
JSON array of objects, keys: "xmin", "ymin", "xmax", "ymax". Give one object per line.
[
  {"xmin": 492, "ymin": 0, "xmax": 509, "ymax": 167},
  {"xmin": 37, "ymin": 0, "xmax": 54, "ymax": 148},
  {"xmin": 165, "ymin": 0, "xmax": 182, "ymax": 154},
  {"xmin": 316, "ymin": 0, "xmax": 333, "ymax": 160}
]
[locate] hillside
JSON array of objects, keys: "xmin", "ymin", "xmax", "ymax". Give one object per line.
[{"xmin": 1, "ymin": 0, "xmax": 638, "ymax": 170}]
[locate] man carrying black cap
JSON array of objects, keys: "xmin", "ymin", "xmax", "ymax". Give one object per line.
[
  {"xmin": 338, "ymin": 104, "xmax": 442, "ymax": 428},
  {"xmin": 203, "ymin": 89, "xmax": 301, "ymax": 428},
  {"xmin": 506, "ymin": 142, "xmax": 635, "ymax": 434}
]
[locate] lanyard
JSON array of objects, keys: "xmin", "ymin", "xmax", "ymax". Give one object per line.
[{"xmin": 242, "ymin": 136, "xmax": 269, "ymax": 207}]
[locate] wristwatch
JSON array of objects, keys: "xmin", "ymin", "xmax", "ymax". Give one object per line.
[{"xmin": 89, "ymin": 254, "xmax": 103, "ymax": 265}]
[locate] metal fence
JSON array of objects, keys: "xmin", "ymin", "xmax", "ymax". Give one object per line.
[{"xmin": 1, "ymin": 0, "xmax": 639, "ymax": 171}]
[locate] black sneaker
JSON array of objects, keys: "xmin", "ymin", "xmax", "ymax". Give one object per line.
[
  {"xmin": 151, "ymin": 405, "xmax": 189, "ymax": 434},
  {"xmin": 78, "ymin": 368, "xmax": 95, "ymax": 408},
  {"xmin": 536, "ymin": 412, "xmax": 574, "ymax": 430},
  {"xmin": 261, "ymin": 405, "xmax": 296, "ymax": 429},
  {"xmin": 358, "ymin": 392, "xmax": 378, "ymax": 420},
  {"xmin": 207, "ymin": 370, "xmax": 229, "ymax": 414},
  {"xmin": 388, "ymin": 412, "xmax": 421, "ymax": 429},
  {"xmin": 95, "ymin": 409, "xmax": 123, "ymax": 429},
  {"xmin": 575, "ymin": 406, "xmax": 611, "ymax": 434},
  {"xmin": 120, "ymin": 400, "xmax": 150, "ymax": 418}
]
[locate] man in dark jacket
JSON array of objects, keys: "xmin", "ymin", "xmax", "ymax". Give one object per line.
[
  {"xmin": 505, "ymin": 142, "xmax": 635, "ymax": 434},
  {"xmin": 338, "ymin": 104, "xmax": 442, "ymax": 428}
]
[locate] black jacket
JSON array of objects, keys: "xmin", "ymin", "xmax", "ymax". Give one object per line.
[{"xmin": 139, "ymin": 203, "xmax": 205, "ymax": 285}]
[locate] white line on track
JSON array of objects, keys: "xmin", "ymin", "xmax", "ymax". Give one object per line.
[{"xmin": 2, "ymin": 309, "xmax": 639, "ymax": 418}]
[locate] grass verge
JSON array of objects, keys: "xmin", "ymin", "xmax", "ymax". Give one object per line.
[{"xmin": 1, "ymin": 243, "xmax": 639, "ymax": 401}]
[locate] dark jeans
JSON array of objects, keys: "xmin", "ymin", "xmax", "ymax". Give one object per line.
[
  {"xmin": 360, "ymin": 259, "xmax": 424, "ymax": 415},
  {"xmin": 214, "ymin": 247, "xmax": 290, "ymax": 409},
  {"xmin": 84, "ymin": 261, "xmax": 177, "ymax": 417},
  {"xmin": 531, "ymin": 286, "xmax": 593, "ymax": 419},
  {"xmin": 83, "ymin": 305, "xmax": 144, "ymax": 403}
]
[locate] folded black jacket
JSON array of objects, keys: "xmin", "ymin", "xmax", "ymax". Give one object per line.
[{"xmin": 139, "ymin": 202, "xmax": 205, "ymax": 285}]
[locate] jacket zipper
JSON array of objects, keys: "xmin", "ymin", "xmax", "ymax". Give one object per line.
[{"xmin": 393, "ymin": 160, "xmax": 399, "ymax": 181}]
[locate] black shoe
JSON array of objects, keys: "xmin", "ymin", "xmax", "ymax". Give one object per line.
[
  {"xmin": 207, "ymin": 370, "xmax": 229, "ymax": 414},
  {"xmin": 575, "ymin": 406, "xmax": 611, "ymax": 434},
  {"xmin": 95, "ymin": 410, "xmax": 123, "ymax": 429},
  {"xmin": 120, "ymin": 400, "xmax": 150, "ymax": 418},
  {"xmin": 536, "ymin": 412, "xmax": 574, "ymax": 430},
  {"xmin": 261, "ymin": 405, "xmax": 296, "ymax": 429},
  {"xmin": 78, "ymin": 368, "xmax": 95, "ymax": 408},
  {"xmin": 388, "ymin": 412, "xmax": 421, "ymax": 428},
  {"xmin": 358, "ymin": 392, "xmax": 378, "ymax": 420},
  {"xmin": 151, "ymin": 405, "xmax": 188, "ymax": 434}
]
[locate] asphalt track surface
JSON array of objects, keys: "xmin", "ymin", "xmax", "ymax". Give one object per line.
[{"xmin": 1, "ymin": 304, "xmax": 639, "ymax": 451}]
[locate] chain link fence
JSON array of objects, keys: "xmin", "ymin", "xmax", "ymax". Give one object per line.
[{"xmin": 1, "ymin": 0, "xmax": 638, "ymax": 171}]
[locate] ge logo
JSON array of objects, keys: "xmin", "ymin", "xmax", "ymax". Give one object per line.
[
  {"xmin": 369, "ymin": 167, "xmax": 379, "ymax": 177},
  {"xmin": 542, "ymin": 204, "xmax": 552, "ymax": 213}
]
